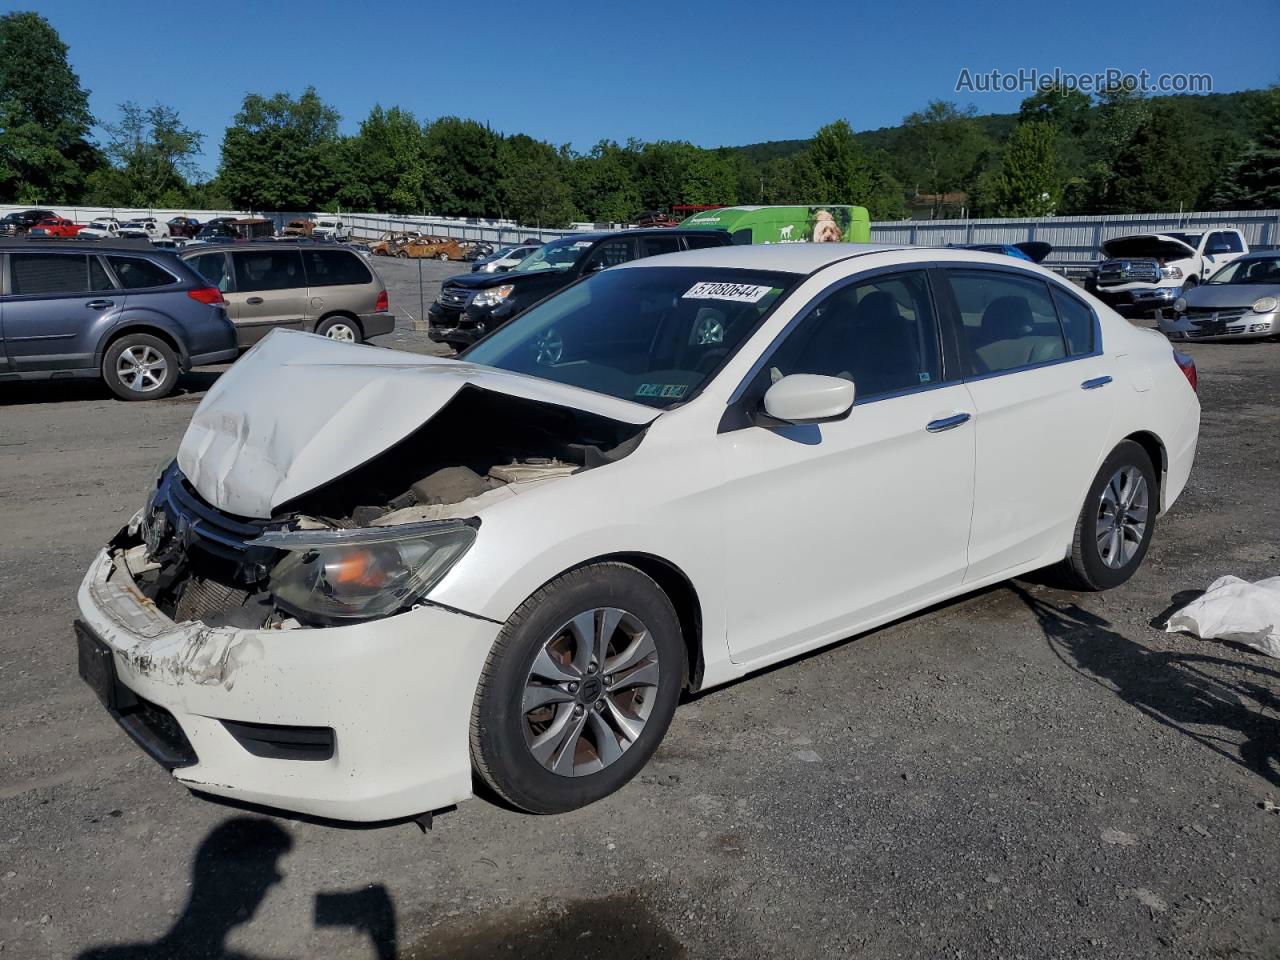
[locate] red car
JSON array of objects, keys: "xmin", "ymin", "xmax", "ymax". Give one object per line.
[{"xmin": 28, "ymin": 216, "xmax": 83, "ymax": 238}]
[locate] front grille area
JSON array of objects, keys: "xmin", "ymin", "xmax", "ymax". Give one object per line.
[
  {"xmin": 1184, "ymin": 307, "xmax": 1248, "ymax": 322},
  {"xmin": 1097, "ymin": 259, "xmax": 1160, "ymax": 285},
  {"xmin": 174, "ymin": 576, "xmax": 252, "ymax": 622},
  {"xmin": 436, "ymin": 286, "xmax": 469, "ymax": 309}
]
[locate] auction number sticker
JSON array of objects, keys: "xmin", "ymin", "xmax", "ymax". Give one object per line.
[{"xmin": 683, "ymin": 282, "xmax": 774, "ymax": 303}]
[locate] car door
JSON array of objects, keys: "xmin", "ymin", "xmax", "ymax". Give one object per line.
[
  {"xmin": 228, "ymin": 249, "xmax": 308, "ymax": 345},
  {"xmin": 937, "ymin": 266, "xmax": 1114, "ymax": 583},
  {"xmin": 2, "ymin": 252, "xmax": 119, "ymax": 372},
  {"xmin": 300, "ymin": 248, "xmax": 375, "ymax": 329},
  {"xmin": 1201, "ymin": 231, "xmax": 1245, "ymax": 280},
  {"xmin": 718, "ymin": 268, "xmax": 976, "ymax": 666}
]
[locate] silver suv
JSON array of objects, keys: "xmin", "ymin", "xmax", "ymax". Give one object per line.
[{"xmin": 181, "ymin": 244, "xmax": 394, "ymax": 346}]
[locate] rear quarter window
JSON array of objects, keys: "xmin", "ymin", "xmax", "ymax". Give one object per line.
[
  {"xmin": 106, "ymin": 256, "xmax": 177, "ymax": 289},
  {"xmin": 302, "ymin": 249, "xmax": 372, "ymax": 287}
]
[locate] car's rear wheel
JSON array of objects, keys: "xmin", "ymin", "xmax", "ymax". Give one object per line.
[
  {"xmin": 470, "ymin": 562, "xmax": 684, "ymax": 813},
  {"xmin": 102, "ymin": 333, "xmax": 179, "ymax": 400},
  {"xmin": 315, "ymin": 315, "xmax": 362, "ymax": 343},
  {"xmin": 1063, "ymin": 440, "xmax": 1157, "ymax": 590}
]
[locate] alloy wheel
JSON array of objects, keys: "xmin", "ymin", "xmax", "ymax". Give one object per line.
[
  {"xmin": 1096, "ymin": 465, "xmax": 1148, "ymax": 568},
  {"xmin": 323, "ymin": 322, "xmax": 357, "ymax": 342},
  {"xmin": 115, "ymin": 345, "xmax": 168, "ymax": 393},
  {"xmin": 521, "ymin": 607, "xmax": 659, "ymax": 777}
]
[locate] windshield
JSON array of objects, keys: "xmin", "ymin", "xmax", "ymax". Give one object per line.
[
  {"xmin": 462, "ymin": 266, "xmax": 798, "ymax": 408},
  {"xmin": 1167, "ymin": 232, "xmax": 1203, "ymax": 249},
  {"xmin": 508, "ymin": 235, "xmax": 590, "ymax": 274},
  {"xmin": 1207, "ymin": 256, "xmax": 1280, "ymax": 285}
]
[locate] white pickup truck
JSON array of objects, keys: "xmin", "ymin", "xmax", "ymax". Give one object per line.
[
  {"xmin": 311, "ymin": 216, "xmax": 350, "ymax": 242},
  {"xmin": 1088, "ymin": 228, "xmax": 1249, "ymax": 315}
]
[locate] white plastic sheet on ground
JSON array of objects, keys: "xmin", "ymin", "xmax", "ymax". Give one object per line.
[{"xmin": 1166, "ymin": 576, "xmax": 1280, "ymax": 658}]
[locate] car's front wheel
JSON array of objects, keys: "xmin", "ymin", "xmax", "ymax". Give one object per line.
[
  {"xmin": 470, "ymin": 562, "xmax": 684, "ymax": 813},
  {"xmin": 1063, "ymin": 440, "xmax": 1157, "ymax": 590}
]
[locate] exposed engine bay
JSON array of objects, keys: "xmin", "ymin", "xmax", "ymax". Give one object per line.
[{"xmin": 123, "ymin": 387, "xmax": 646, "ymax": 630}]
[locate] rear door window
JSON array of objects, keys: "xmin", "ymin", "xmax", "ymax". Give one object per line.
[
  {"xmin": 302, "ymin": 249, "xmax": 372, "ymax": 287},
  {"xmin": 9, "ymin": 253, "xmax": 115, "ymax": 295},
  {"xmin": 684, "ymin": 234, "xmax": 726, "ymax": 250},
  {"xmin": 232, "ymin": 250, "xmax": 305, "ymax": 292},
  {"xmin": 106, "ymin": 256, "xmax": 177, "ymax": 289},
  {"xmin": 639, "ymin": 235, "xmax": 682, "ymax": 258},
  {"xmin": 584, "ymin": 239, "xmax": 635, "ymax": 272},
  {"xmin": 945, "ymin": 270, "xmax": 1067, "ymax": 375},
  {"xmin": 1050, "ymin": 287, "xmax": 1096, "ymax": 356}
]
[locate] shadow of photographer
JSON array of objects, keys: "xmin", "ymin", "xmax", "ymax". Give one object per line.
[
  {"xmin": 1010, "ymin": 582, "xmax": 1280, "ymax": 788},
  {"xmin": 77, "ymin": 816, "xmax": 397, "ymax": 960}
]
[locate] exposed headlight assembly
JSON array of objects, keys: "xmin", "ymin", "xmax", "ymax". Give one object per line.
[
  {"xmin": 1252, "ymin": 296, "xmax": 1278, "ymax": 314},
  {"xmin": 248, "ymin": 519, "xmax": 477, "ymax": 623},
  {"xmin": 1174, "ymin": 297, "xmax": 1187, "ymax": 313},
  {"xmin": 472, "ymin": 284, "xmax": 514, "ymax": 308}
]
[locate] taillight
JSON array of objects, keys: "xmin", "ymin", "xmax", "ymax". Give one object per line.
[
  {"xmin": 187, "ymin": 287, "xmax": 224, "ymax": 305},
  {"xmin": 1173, "ymin": 349, "xmax": 1197, "ymax": 393},
  {"xmin": 375, "ymin": 289, "xmax": 389, "ymax": 313}
]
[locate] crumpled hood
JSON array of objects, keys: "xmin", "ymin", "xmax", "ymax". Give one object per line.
[{"xmin": 177, "ymin": 329, "xmax": 660, "ymax": 519}]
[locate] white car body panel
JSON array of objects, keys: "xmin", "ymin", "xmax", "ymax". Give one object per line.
[{"xmin": 78, "ymin": 244, "xmax": 1201, "ymax": 820}]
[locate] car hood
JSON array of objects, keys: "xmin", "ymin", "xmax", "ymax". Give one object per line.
[
  {"xmin": 1102, "ymin": 235, "xmax": 1196, "ymax": 261},
  {"xmin": 176, "ymin": 329, "xmax": 660, "ymax": 519},
  {"xmin": 443, "ymin": 269, "xmax": 556, "ymax": 290},
  {"xmin": 1184, "ymin": 283, "xmax": 1280, "ymax": 309}
]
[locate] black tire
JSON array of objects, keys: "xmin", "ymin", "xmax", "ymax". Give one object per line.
[
  {"xmin": 1062, "ymin": 440, "xmax": 1157, "ymax": 591},
  {"xmin": 470, "ymin": 562, "xmax": 685, "ymax": 814},
  {"xmin": 314, "ymin": 314, "xmax": 363, "ymax": 343},
  {"xmin": 396, "ymin": 251, "xmax": 409, "ymax": 259},
  {"xmin": 102, "ymin": 333, "xmax": 180, "ymax": 401}
]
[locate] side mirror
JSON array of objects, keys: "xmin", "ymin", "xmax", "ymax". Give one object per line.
[{"xmin": 761, "ymin": 374, "xmax": 855, "ymax": 424}]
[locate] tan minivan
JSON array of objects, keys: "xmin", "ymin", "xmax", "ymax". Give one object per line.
[{"xmin": 181, "ymin": 243, "xmax": 394, "ymax": 346}]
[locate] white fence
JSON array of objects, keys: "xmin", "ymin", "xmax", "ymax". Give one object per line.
[{"xmin": 5, "ymin": 202, "xmax": 1277, "ymax": 273}]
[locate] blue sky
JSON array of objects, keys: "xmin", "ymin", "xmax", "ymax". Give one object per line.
[{"xmin": 11, "ymin": 0, "xmax": 1278, "ymax": 176}]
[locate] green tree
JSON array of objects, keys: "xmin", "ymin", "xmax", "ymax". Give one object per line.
[
  {"xmin": 84, "ymin": 102, "xmax": 202, "ymax": 207},
  {"xmin": 340, "ymin": 105, "xmax": 429, "ymax": 212},
  {"xmin": 422, "ymin": 117, "xmax": 503, "ymax": 217},
  {"xmin": 808, "ymin": 119, "xmax": 872, "ymax": 203},
  {"xmin": 1018, "ymin": 85, "xmax": 1091, "ymax": 137},
  {"xmin": 571, "ymin": 140, "xmax": 641, "ymax": 223},
  {"xmin": 1105, "ymin": 104, "xmax": 1208, "ymax": 212},
  {"xmin": 991, "ymin": 121, "xmax": 1061, "ymax": 216},
  {"xmin": 898, "ymin": 101, "xmax": 992, "ymax": 213},
  {"xmin": 216, "ymin": 88, "xmax": 343, "ymax": 210},
  {"xmin": 0, "ymin": 11, "xmax": 98, "ymax": 203},
  {"xmin": 498, "ymin": 134, "xmax": 576, "ymax": 227},
  {"xmin": 1211, "ymin": 86, "xmax": 1280, "ymax": 209}
]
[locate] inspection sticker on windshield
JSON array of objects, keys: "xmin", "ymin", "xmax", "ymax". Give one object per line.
[
  {"xmin": 636, "ymin": 383, "xmax": 688, "ymax": 399},
  {"xmin": 683, "ymin": 282, "xmax": 774, "ymax": 303}
]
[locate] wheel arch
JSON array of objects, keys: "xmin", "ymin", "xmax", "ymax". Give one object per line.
[
  {"xmin": 1121, "ymin": 429, "xmax": 1167, "ymax": 509},
  {"xmin": 315, "ymin": 310, "xmax": 363, "ymax": 336},
  {"xmin": 98, "ymin": 322, "xmax": 187, "ymax": 368},
  {"xmin": 562, "ymin": 551, "xmax": 705, "ymax": 693}
]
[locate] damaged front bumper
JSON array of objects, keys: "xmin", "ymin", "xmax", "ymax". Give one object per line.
[{"xmin": 75, "ymin": 528, "xmax": 500, "ymax": 822}]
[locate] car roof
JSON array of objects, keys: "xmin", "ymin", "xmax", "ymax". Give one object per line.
[
  {"xmin": 1233, "ymin": 249, "xmax": 1276, "ymax": 261},
  {"xmin": 0, "ymin": 238, "xmax": 163, "ymax": 254},
  {"xmin": 617, "ymin": 242, "xmax": 910, "ymax": 273}
]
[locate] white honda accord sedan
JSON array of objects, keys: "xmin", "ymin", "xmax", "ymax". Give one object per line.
[{"xmin": 76, "ymin": 244, "xmax": 1200, "ymax": 819}]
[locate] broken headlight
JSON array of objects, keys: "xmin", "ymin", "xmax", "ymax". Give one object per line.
[{"xmin": 248, "ymin": 520, "xmax": 476, "ymax": 623}]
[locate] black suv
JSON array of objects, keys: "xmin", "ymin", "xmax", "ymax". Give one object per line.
[{"xmin": 428, "ymin": 228, "xmax": 731, "ymax": 350}]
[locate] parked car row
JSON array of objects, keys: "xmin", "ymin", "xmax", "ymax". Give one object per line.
[{"xmin": 0, "ymin": 239, "xmax": 393, "ymax": 399}]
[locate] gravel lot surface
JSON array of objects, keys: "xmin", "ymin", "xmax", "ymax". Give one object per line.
[{"xmin": 1, "ymin": 263, "xmax": 1276, "ymax": 959}]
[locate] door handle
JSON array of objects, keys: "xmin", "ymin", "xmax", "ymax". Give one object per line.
[
  {"xmin": 1081, "ymin": 375, "xmax": 1113, "ymax": 390},
  {"xmin": 926, "ymin": 413, "xmax": 971, "ymax": 433},
  {"xmin": 246, "ymin": 296, "xmax": 264, "ymax": 305},
  {"xmin": 85, "ymin": 299, "xmax": 114, "ymax": 309}
]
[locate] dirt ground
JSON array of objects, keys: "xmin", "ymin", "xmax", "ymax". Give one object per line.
[{"xmin": 1, "ymin": 259, "xmax": 1277, "ymax": 959}]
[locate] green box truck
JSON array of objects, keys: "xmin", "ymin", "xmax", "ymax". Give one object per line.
[{"xmin": 678, "ymin": 205, "xmax": 871, "ymax": 245}]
